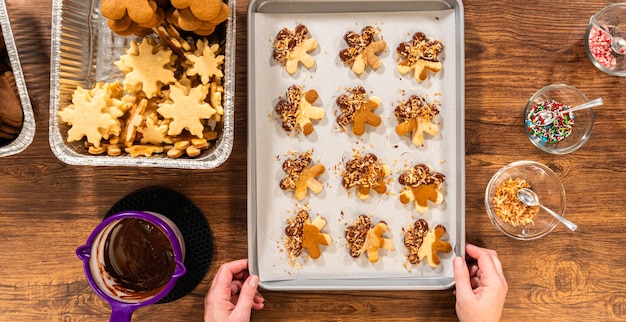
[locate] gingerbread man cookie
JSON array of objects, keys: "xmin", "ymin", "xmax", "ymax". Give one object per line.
[
  {"xmin": 275, "ymin": 85, "xmax": 325, "ymax": 136},
  {"xmin": 101, "ymin": 0, "xmax": 157, "ymax": 23},
  {"xmin": 279, "ymin": 150, "xmax": 325, "ymax": 200},
  {"xmin": 272, "ymin": 24, "xmax": 318, "ymax": 75},
  {"xmin": 336, "ymin": 86, "xmax": 381, "ymax": 136},
  {"xmin": 284, "ymin": 209, "xmax": 332, "ymax": 260},
  {"xmin": 339, "ymin": 26, "xmax": 386, "ymax": 76},
  {"xmin": 398, "ymin": 164, "xmax": 446, "ymax": 214},
  {"xmin": 403, "ymin": 219, "xmax": 429, "ymax": 265},
  {"xmin": 345, "ymin": 215, "xmax": 394, "ymax": 263},
  {"xmin": 341, "ymin": 152, "xmax": 390, "ymax": 200},
  {"xmin": 397, "ymin": 32, "xmax": 444, "ymax": 82},
  {"xmin": 417, "ymin": 224, "xmax": 452, "ymax": 267},
  {"xmin": 395, "ymin": 94, "xmax": 440, "ymax": 146}
]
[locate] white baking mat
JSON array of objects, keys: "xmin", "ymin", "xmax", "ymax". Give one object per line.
[{"xmin": 251, "ymin": 9, "xmax": 459, "ymax": 282}]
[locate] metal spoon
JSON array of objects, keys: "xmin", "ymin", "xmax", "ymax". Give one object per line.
[
  {"xmin": 517, "ymin": 188, "xmax": 577, "ymax": 231},
  {"xmin": 590, "ymin": 14, "xmax": 626, "ymax": 55},
  {"xmin": 534, "ymin": 97, "xmax": 603, "ymax": 127}
]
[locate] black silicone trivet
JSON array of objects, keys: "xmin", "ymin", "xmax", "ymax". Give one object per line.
[{"xmin": 105, "ymin": 186, "xmax": 213, "ymax": 304}]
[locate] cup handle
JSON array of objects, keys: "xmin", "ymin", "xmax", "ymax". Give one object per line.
[
  {"xmin": 173, "ymin": 260, "xmax": 187, "ymax": 278},
  {"xmin": 76, "ymin": 245, "xmax": 91, "ymax": 261},
  {"xmin": 110, "ymin": 304, "xmax": 134, "ymax": 322}
]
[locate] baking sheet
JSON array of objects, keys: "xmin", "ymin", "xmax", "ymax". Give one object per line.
[
  {"xmin": 0, "ymin": 0, "xmax": 35, "ymax": 158},
  {"xmin": 48, "ymin": 0, "xmax": 235, "ymax": 169},
  {"xmin": 248, "ymin": 0, "xmax": 465, "ymax": 290}
]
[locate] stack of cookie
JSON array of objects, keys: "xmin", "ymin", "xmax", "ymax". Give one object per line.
[
  {"xmin": 0, "ymin": 30, "xmax": 23, "ymax": 144},
  {"xmin": 101, "ymin": 0, "xmax": 230, "ymax": 37}
]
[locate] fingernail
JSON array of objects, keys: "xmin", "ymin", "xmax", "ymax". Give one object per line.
[
  {"xmin": 453, "ymin": 257, "xmax": 463, "ymax": 268},
  {"xmin": 249, "ymin": 275, "xmax": 259, "ymax": 288}
]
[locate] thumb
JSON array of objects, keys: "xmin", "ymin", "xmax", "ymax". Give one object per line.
[
  {"xmin": 232, "ymin": 275, "xmax": 260, "ymax": 317},
  {"xmin": 453, "ymin": 257, "xmax": 473, "ymax": 299}
]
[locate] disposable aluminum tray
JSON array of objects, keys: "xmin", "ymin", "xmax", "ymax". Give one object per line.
[
  {"xmin": 0, "ymin": 0, "xmax": 35, "ymax": 158},
  {"xmin": 248, "ymin": 0, "xmax": 465, "ymax": 290},
  {"xmin": 49, "ymin": 0, "xmax": 235, "ymax": 169}
]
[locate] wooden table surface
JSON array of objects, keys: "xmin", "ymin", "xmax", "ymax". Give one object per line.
[{"xmin": 2, "ymin": 0, "xmax": 626, "ymax": 321}]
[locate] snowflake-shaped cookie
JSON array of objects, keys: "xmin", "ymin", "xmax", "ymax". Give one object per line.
[
  {"xmin": 336, "ymin": 86, "xmax": 381, "ymax": 136},
  {"xmin": 396, "ymin": 32, "xmax": 444, "ymax": 82},
  {"xmin": 398, "ymin": 164, "xmax": 446, "ymax": 214},
  {"xmin": 157, "ymin": 83, "xmax": 216, "ymax": 137},
  {"xmin": 58, "ymin": 90, "xmax": 120, "ymax": 148},
  {"xmin": 114, "ymin": 37, "xmax": 177, "ymax": 98},
  {"xmin": 275, "ymin": 85, "xmax": 325, "ymax": 136},
  {"xmin": 185, "ymin": 39, "xmax": 224, "ymax": 84},
  {"xmin": 339, "ymin": 26, "xmax": 386, "ymax": 75},
  {"xmin": 138, "ymin": 113, "xmax": 172, "ymax": 145},
  {"xmin": 395, "ymin": 95, "xmax": 440, "ymax": 146}
]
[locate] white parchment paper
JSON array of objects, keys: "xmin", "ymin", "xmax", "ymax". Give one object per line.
[{"xmin": 251, "ymin": 9, "xmax": 460, "ymax": 283}]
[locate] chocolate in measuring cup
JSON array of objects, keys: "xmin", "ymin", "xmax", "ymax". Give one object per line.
[{"xmin": 76, "ymin": 211, "xmax": 186, "ymax": 322}]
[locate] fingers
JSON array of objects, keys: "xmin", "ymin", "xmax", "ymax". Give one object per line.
[
  {"xmin": 452, "ymin": 256, "xmax": 474, "ymax": 299},
  {"xmin": 465, "ymin": 244, "xmax": 503, "ymax": 276},
  {"xmin": 232, "ymin": 275, "xmax": 263, "ymax": 316},
  {"xmin": 211, "ymin": 259, "xmax": 250, "ymax": 289}
]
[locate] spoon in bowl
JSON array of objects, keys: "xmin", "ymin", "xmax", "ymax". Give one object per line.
[
  {"xmin": 590, "ymin": 15, "xmax": 626, "ymax": 55},
  {"xmin": 533, "ymin": 97, "xmax": 603, "ymax": 127},
  {"xmin": 517, "ymin": 188, "xmax": 577, "ymax": 231}
]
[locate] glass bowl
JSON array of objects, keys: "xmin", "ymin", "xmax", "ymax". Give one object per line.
[
  {"xmin": 524, "ymin": 84, "xmax": 594, "ymax": 154},
  {"xmin": 585, "ymin": 3, "xmax": 626, "ymax": 76},
  {"xmin": 484, "ymin": 161, "xmax": 566, "ymax": 240}
]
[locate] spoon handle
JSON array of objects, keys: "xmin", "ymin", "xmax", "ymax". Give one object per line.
[
  {"xmin": 540, "ymin": 205, "xmax": 578, "ymax": 231},
  {"xmin": 563, "ymin": 97, "xmax": 603, "ymax": 114}
]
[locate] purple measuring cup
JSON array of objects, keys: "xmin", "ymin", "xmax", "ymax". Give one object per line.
[{"xmin": 76, "ymin": 211, "xmax": 186, "ymax": 322}]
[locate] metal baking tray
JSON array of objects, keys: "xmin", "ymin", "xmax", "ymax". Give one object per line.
[
  {"xmin": 49, "ymin": 0, "xmax": 235, "ymax": 169},
  {"xmin": 248, "ymin": 0, "xmax": 465, "ymax": 290},
  {"xmin": 0, "ymin": 0, "xmax": 35, "ymax": 158}
]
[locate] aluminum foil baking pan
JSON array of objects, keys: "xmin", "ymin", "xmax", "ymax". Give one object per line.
[
  {"xmin": 248, "ymin": 0, "xmax": 465, "ymax": 290},
  {"xmin": 0, "ymin": 0, "xmax": 35, "ymax": 158},
  {"xmin": 49, "ymin": 0, "xmax": 235, "ymax": 169}
]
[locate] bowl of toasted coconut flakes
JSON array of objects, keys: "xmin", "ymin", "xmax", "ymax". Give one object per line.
[{"xmin": 485, "ymin": 161, "xmax": 566, "ymax": 240}]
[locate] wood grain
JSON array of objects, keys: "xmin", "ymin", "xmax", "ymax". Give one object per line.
[{"xmin": 1, "ymin": 0, "xmax": 626, "ymax": 321}]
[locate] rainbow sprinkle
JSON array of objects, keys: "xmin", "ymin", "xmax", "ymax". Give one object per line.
[{"xmin": 526, "ymin": 100, "xmax": 575, "ymax": 144}]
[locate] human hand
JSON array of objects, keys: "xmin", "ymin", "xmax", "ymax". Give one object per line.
[
  {"xmin": 453, "ymin": 244, "xmax": 508, "ymax": 322},
  {"xmin": 204, "ymin": 259, "xmax": 265, "ymax": 322}
]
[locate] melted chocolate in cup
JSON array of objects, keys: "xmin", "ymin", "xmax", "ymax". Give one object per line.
[
  {"xmin": 102, "ymin": 218, "xmax": 176, "ymax": 301},
  {"xmin": 85, "ymin": 212, "xmax": 186, "ymax": 305}
]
